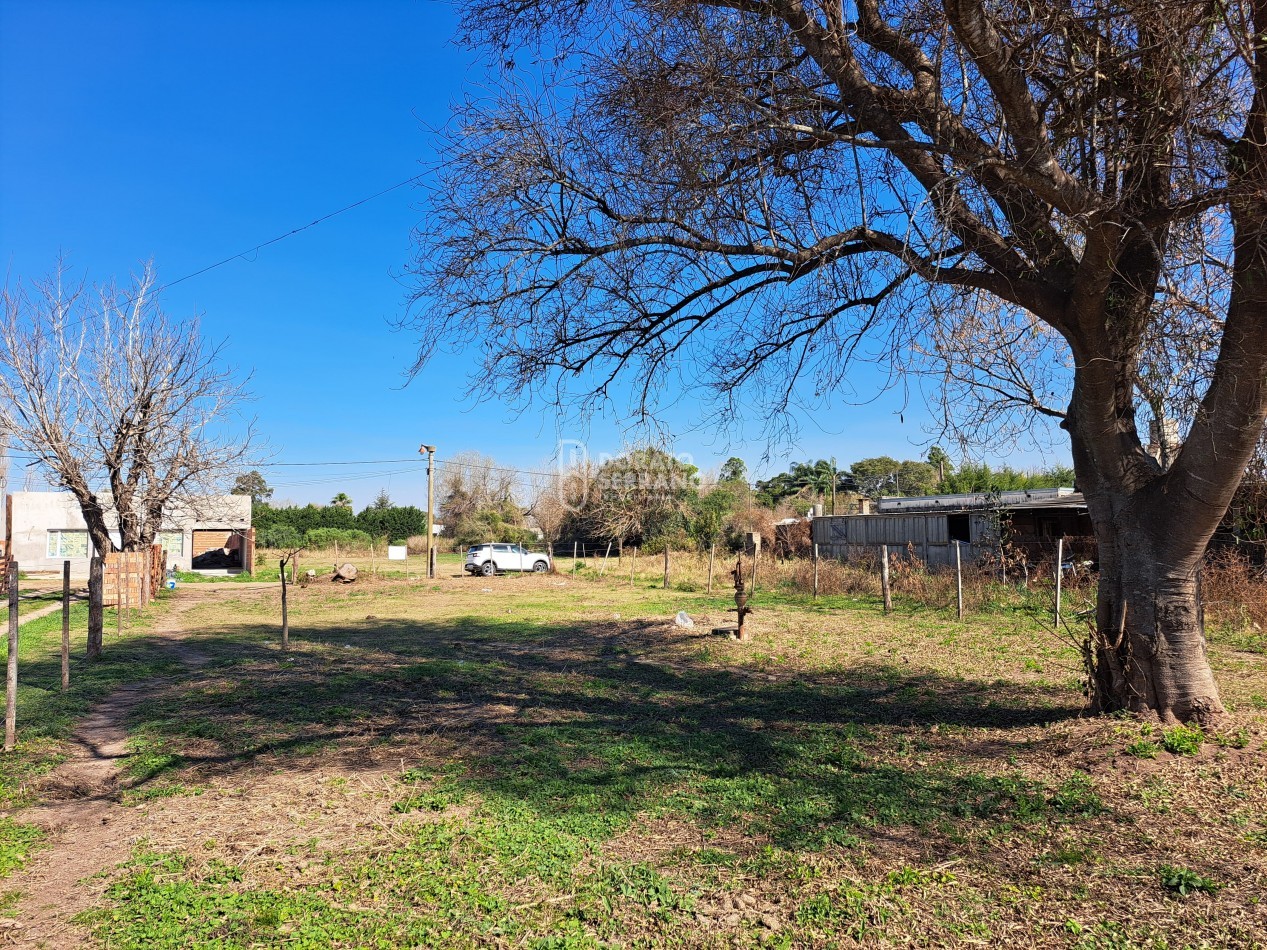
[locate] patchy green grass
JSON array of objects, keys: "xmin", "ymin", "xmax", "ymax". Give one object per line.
[
  {"xmin": 0, "ymin": 601, "xmax": 182, "ymax": 809},
  {"xmin": 1161, "ymin": 724, "xmax": 1205, "ymax": 756},
  {"xmin": 6, "ymin": 572, "xmax": 1265, "ymax": 947},
  {"xmin": 0, "ymin": 817, "xmax": 44, "ymax": 879}
]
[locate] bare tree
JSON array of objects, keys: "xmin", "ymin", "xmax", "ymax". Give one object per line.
[
  {"xmin": 0, "ymin": 262, "xmax": 256, "ymax": 655},
  {"xmin": 439, "ymin": 451, "xmax": 519, "ymax": 520},
  {"xmin": 411, "ymin": 0, "xmax": 1267, "ymax": 723},
  {"xmin": 528, "ymin": 463, "xmax": 592, "ymax": 550}
]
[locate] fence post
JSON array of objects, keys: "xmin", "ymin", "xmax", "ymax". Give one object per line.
[
  {"xmin": 280, "ymin": 558, "xmax": 290, "ymax": 651},
  {"xmin": 663, "ymin": 546, "xmax": 670, "ymax": 589},
  {"xmin": 813, "ymin": 543, "xmax": 820, "ymax": 600},
  {"xmin": 880, "ymin": 544, "xmax": 892, "ymax": 614},
  {"xmin": 429, "ymin": 546, "xmax": 436, "ymax": 579},
  {"xmin": 955, "ymin": 541, "xmax": 964, "ymax": 620},
  {"xmin": 88, "ymin": 556, "xmax": 103, "ymax": 660},
  {"xmin": 601, "ymin": 541, "xmax": 612, "ymax": 576},
  {"xmin": 61, "ymin": 560, "xmax": 71, "ymax": 691},
  {"xmin": 707, "ymin": 541, "xmax": 716, "ymax": 594},
  {"xmin": 5, "ymin": 561, "xmax": 17, "ymax": 752},
  {"xmin": 573, "ymin": 541, "xmax": 578, "ymax": 577},
  {"xmin": 751, "ymin": 547, "xmax": 759, "ymax": 592},
  {"xmin": 1054, "ymin": 537, "xmax": 1064, "ymax": 627},
  {"xmin": 630, "ymin": 547, "xmax": 636, "ymax": 588}
]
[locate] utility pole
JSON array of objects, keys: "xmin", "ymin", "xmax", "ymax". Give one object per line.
[
  {"xmin": 830, "ymin": 457, "xmax": 837, "ymax": 515},
  {"xmin": 420, "ymin": 444, "xmax": 437, "ymax": 579}
]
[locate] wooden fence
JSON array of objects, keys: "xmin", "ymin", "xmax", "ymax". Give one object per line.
[{"xmin": 103, "ymin": 550, "xmax": 152, "ymax": 608}]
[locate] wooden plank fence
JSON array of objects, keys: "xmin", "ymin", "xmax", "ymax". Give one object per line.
[{"xmin": 103, "ymin": 551, "xmax": 151, "ymax": 608}]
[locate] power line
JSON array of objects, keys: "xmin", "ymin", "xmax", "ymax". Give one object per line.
[
  {"xmin": 156, "ymin": 174, "xmax": 425, "ymax": 296},
  {"xmin": 14, "ymin": 172, "xmax": 426, "ymax": 333}
]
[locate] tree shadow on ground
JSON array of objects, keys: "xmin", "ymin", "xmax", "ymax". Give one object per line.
[{"xmin": 16, "ymin": 611, "xmax": 1091, "ymax": 851}]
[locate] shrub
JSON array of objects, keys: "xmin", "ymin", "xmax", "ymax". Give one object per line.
[
  {"xmin": 252, "ymin": 501, "xmax": 357, "ymax": 536},
  {"xmin": 257, "ymin": 525, "xmax": 303, "ymax": 549},
  {"xmin": 356, "ymin": 505, "xmax": 428, "ymax": 543},
  {"xmin": 406, "ymin": 534, "xmax": 429, "ymax": 555},
  {"xmin": 303, "ymin": 528, "xmax": 373, "ymax": 551}
]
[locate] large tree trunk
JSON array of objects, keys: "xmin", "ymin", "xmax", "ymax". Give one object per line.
[{"xmin": 1085, "ymin": 498, "xmax": 1223, "ymax": 724}]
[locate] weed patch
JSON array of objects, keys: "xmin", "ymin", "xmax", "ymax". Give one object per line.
[{"xmin": 1161, "ymin": 724, "xmax": 1205, "ymax": 756}]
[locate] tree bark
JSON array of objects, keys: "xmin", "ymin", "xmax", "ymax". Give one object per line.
[
  {"xmin": 87, "ymin": 555, "xmax": 103, "ymax": 660},
  {"xmin": 1085, "ymin": 506, "xmax": 1223, "ymax": 724}
]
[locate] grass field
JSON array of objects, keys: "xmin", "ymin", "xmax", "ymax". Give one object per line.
[{"xmin": 1, "ymin": 566, "xmax": 1264, "ymax": 947}]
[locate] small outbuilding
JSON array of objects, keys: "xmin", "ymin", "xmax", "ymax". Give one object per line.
[{"xmin": 810, "ymin": 488, "xmax": 1093, "ymax": 568}]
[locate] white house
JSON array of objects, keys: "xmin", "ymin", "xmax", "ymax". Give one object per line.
[{"xmin": 5, "ymin": 492, "xmax": 252, "ymax": 573}]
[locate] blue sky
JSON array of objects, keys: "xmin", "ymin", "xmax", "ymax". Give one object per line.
[{"xmin": 0, "ymin": 0, "xmax": 1068, "ymax": 508}]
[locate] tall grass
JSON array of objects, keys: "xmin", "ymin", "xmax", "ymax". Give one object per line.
[
  {"xmin": 1203, "ymin": 550, "xmax": 1267, "ymax": 639},
  {"xmin": 572, "ymin": 547, "xmax": 1098, "ymax": 620}
]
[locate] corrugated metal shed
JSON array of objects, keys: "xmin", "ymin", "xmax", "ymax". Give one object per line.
[
  {"xmin": 812, "ymin": 492, "xmax": 1090, "ymax": 567},
  {"xmin": 876, "ymin": 488, "xmax": 1075, "ymax": 512}
]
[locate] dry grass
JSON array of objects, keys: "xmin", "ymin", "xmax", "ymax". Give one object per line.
[{"xmin": 1204, "ymin": 550, "xmax": 1267, "ymax": 635}]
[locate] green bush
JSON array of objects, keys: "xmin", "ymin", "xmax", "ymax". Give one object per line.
[
  {"xmin": 303, "ymin": 528, "xmax": 374, "ymax": 551},
  {"xmin": 257, "ymin": 525, "xmax": 302, "ymax": 549},
  {"xmin": 356, "ymin": 505, "xmax": 428, "ymax": 544},
  {"xmin": 253, "ymin": 502, "xmax": 357, "ymax": 535}
]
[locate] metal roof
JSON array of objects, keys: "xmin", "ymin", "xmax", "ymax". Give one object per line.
[{"xmin": 875, "ymin": 488, "xmax": 1084, "ymax": 513}]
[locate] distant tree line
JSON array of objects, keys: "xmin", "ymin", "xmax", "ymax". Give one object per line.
[
  {"xmin": 235, "ymin": 474, "xmax": 430, "ymax": 549},
  {"xmin": 528, "ymin": 447, "xmax": 1073, "ymax": 556},
  {"xmin": 753, "ymin": 451, "xmax": 1073, "ymax": 510},
  {"xmin": 235, "ymin": 448, "xmax": 1077, "ymax": 555}
]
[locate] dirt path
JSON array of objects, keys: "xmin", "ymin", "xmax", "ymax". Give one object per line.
[{"xmin": 4, "ymin": 586, "xmax": 254, "ymax": 949}]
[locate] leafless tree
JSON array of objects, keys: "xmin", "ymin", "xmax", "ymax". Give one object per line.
[
  {"xmin": 411, "ymin": 0, "xmax": 1267, "ymax": 723},
  {"xmin": 438, "ymin": 451, "xmax": 519, "ymax": 523},
  {"xmin": 0, "ymin": 263, "xmax": 256, "ymax": 654},
  {"xmin": 528, "ymin": 463, "xmax": 592, "ymax": 550}
]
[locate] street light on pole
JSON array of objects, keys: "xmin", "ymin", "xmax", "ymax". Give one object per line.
[{"xmin": 420, "ymin": 444, "xmax": 436, "ymax": 579}]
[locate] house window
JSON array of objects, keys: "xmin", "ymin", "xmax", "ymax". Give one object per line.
[
  {"xmin": 156, "ymin": 531, "xmax": 185, "ymax": 556},
  {"xmin": 47, "ymin": 530, "xmax": 90, "ymax": 558}
]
